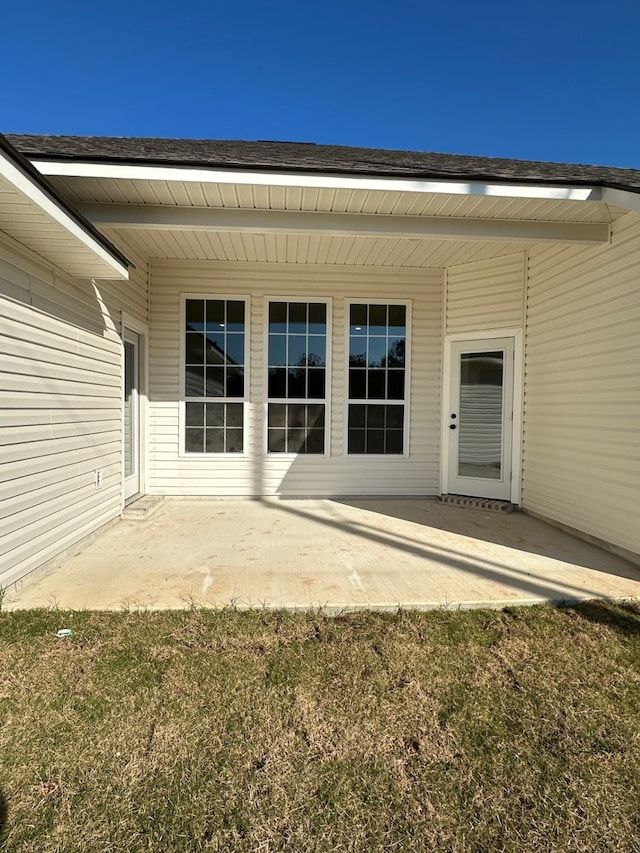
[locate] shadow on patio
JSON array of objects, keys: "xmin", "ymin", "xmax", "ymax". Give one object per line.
[{"xmin": 5, "ymin": 497, "xmax": 640, "ymax": 612}]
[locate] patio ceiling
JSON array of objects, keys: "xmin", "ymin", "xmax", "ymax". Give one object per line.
[{"xmin": 43, "ymin": 171, "xmax": 627, "ymax": 269}]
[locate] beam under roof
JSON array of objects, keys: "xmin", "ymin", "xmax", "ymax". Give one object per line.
[{"xmin": 77, "ymin": 203, "xmax": 611, "ymax": 245}]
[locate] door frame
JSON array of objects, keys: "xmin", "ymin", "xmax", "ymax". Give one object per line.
[
  {"xmin": 121, "ymin": 314, "xmax": 148, "ymax": 507},
  {"xmin": 440, "ymin": 328, "xmax": 523, "ymax": 504}
]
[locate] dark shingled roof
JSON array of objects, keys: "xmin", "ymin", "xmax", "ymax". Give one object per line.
[{"xmin": 6, "ymin": 134, "xmax": 640, "ymax": 193}]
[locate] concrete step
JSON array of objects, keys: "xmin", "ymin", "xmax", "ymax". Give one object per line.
[{"xmin": 122, "ymin": 495, "xmax": 165, "ymax": 520}]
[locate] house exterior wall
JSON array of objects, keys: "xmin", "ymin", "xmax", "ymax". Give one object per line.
[
  {"xmin": 0, "ymin": 233, "xmax": 148, "ymax": 587},
  {"xmin": 522, "ymin": 212, "xmax": 640, "ymax": 558},
  {"xmin": 148, "ymin": 261, "xmax": 443, "ymax": 496},
  {"xmin": 445, "ymin": 253, "xmax": 525, "ymax": 334}
]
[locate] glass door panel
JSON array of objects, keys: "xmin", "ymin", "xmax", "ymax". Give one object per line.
[{"xmin": 458, "ymin": 351, "xmax": 504, "ymax": 480}]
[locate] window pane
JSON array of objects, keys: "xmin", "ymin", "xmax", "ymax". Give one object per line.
[
  {"xmin": 388, "ymin": 304, "xmax": 406, "ymax": 331},
  {"xmin": 308, "ymin": 302, "xmax": 326, "ymax": 333},
  {"xmin": 269, "ymin": 335, "xmax": 287, "ymax": 366},
  {"xmin": 205, "ymin": 429, "xmax": 225, "ymax": 453},
  {"xmin": 205, "ymin": 300, "xmax": 225, "ymax": 328},
  {"xmin": 306, "ymin": 430, "xmax": 325, "ymax": 454},
  {"xmin": 186, "ymin": 300, "xmax": 204, "ymax": 329},
  {"xmin": 349, "ymin": 369, "xmax": 366, "ymax": 399},
  {"xmin": 368, "ymin": 429, "xmax": 385, "ymax": 454},
  {"xmin": 367, "ymin": 369, "xmax": 386, "ymax": 399},
  {"xmin": 349, "ymin": 404, "xmax": 365, "ymax": 428},
  {"xmin": 205, "ymin": 367, "xmax": 224, "ymax": 397},
  {"xmin": 226, "ymin": 403, "xmax": 244, "ymax": 428},
  {"xmin": 307, "ymin": 368, "xmax": 325, "ymax": 399},
  {"xmin": 350, "ymin": 304, "xmax": 367, "ymax": 334},
  {"xmin": 287, "ymin": 368, "xmax": 306, "ymax": 398},
  {"xmin": 367, "ymin": 404, "xmax": 385, "ymax": 428},
  {"xmin": 204, "ymin": 332, "xmax": 225, "ymax": 364},
  {"xmin": 386, "ymin": 338, "xmax": 405, "ymax": 367},
  {"xmin": 288, "ymin": 302, "xmax": 307, "ymax": 333},
  {"xmin": 185, "ymin": 366, "xmax": 204, "ymax": 397},
  {"xmin": 185, "ymin": 427, "xmax": 204, "ymax": 453},
  {"xmin": 288, "ymin": 404, "xmax": 306, "ymax": 428},
  {"xmin": 287, "ymin": 335, "xmax": 307, "ymax": 366},
  {"xmin": 185, "ymin": 333, "xmax": 205, "ymax": 364},
  {"xmin": 225, "ymin": 333, "xmax": 245, "ymax": 366},
  {"xmin": 287, "ymin": 428, "xmax": 306, "ymax": 453},
  {"xmin": 307, "ymin": 335, "xmax": 326, "ymax": 366},
  {"xmin": 268, "ymin": 429, "xmax": 286, "ymax": 453},
  {"xmin": 348, "ymin": 429, "xmax": 365, "ymax": 454},
  {"xmin": 369, "ymin": 304, "xmax": 387, "ymax": 335},
  {"xmin": 226, "ymin": 368, "xmax": 244, "ymax": 398},
  {"xmin": 268, "ymin": 368, "xmax": 286, "ymax": 398},
  {"xmin": 226, "ymin": 300, "xmax": 245, "ymax": 331},
  {"xmin": 306, "ymin": 404, "xmax": 325, "ymax": 429},
  {"xmin": 205, "ymin": 403, "xmax": 225, "ymax": 427},
  {"xmin": 269, "ymin": 302, "xmax": 287, "ymax": 333},
  {"xmin": 268, "ymin": 404, "xmax": 287, "ymax": 428},
  {"xmin": 349, "ymin": 337, "xmax": 366, "ymax": 366},
  {"xmin": 368, "ymin": 337, "xmax": 387, "ymax": 368},
  {"xmin": 386, "ymin": 406, "xmax": 404, "ymax": 429},
  {"xmin": 226, "ymin": 428, "xmax": 243, "ymax": 453},
  {"xmin": 386, "ymin": 430, "xmax": 404, "ymax": 454},
  {"xmin": 387, "ymin": 370, "xmax": 405, "ymax": 400},
  {"xmin": 186, "ymin": 402, "xmax": 204, "ymax": 427}
]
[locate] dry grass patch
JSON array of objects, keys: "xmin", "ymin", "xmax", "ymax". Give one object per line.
[{"xmin": 0, "ymin": 603, "xmax": 639, "ymax": 852}]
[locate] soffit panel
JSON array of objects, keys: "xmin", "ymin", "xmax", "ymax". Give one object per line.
[
  {"xmin": 48, "ymin": 175, "xmax": 621, "ymax": 224},
  {"xmin": 0, "ymin": 174, "xmax": 128, "ymax": 279},
  {"xmin": 104, "ymin": 226, "xmax": 530, "ymax": 268}
]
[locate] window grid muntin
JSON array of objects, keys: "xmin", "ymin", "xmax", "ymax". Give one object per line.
[
  {"xmin": 267, "ymin": 299, "xmax": 329, "ymax": 455},
  {"xmin": 347, "ymin": 301, "xmax": 409, "ymax": 456},
  {"xmin": 183, "ymin": 297, "xmax": 248, "ymax": 455}
]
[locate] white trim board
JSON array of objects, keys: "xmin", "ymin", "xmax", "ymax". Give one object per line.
[{"xmin": 35, "ymin": 159, "xmax": 596, "ymax": 202}]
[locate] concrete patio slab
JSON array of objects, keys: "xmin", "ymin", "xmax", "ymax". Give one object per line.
[{"xmin": 4, "ymin": 498, "xmax": 640, "ymax": 611}]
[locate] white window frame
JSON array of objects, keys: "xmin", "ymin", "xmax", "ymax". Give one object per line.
[
  {"xmin": 263, "ymin": 295, "xmax": 332, "ymax": 457},
  {"xmin": 179, "ymin": 293, "xmax": 250, "ymax": 457},
  {"xmin": 343, "ymin": 298, "xmax": 411, "ymax": 459}
]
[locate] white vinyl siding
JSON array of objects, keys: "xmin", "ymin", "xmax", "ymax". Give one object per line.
[
  {"xmin": 0, "ymin": 232, "xmax": 148, "ymax": 586},
  {"xmin": 446, "ymin": 253, "xmax": 525, "ymax": 333},
  {"xmin": 522, "ymin": 212, "xmax": 640, "ymax": 558},
  {"xmin": 148, "ymin": 261, "xmax": 443, "ymax": 496}
]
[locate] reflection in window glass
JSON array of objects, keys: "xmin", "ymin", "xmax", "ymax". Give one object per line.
[
  {"xmin": 184, "ymin": 298, "xmax": 246, "ymax": 453},
  {"xmin": 267, "ymin": 301, "xmax": 328, "ymax": 454},
  {"xmin": 347, "ymin": 303, "xmax": 407, "ymax": 455}
]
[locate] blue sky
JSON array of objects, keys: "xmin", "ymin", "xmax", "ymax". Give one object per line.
[{"xmin": 2, "ymin": 0, "xmax": 639, "ymax": 167}]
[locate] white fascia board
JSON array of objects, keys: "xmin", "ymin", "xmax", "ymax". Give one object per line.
[
  {"xmin": 589, "ymin": 186, "xmax": 640, "ymax": 213},
  {"xmin": 78, "ymin": 202, "xmax": 610, "ymax": 245},
  {"xmin": 34, "ymin": 159, "xmax": 595, "ymax": 202},
  {"xmin": 0, "ymin": 150, "xmax": 129, "ymax": 279}
]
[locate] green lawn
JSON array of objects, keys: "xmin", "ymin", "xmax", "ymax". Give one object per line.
[{"xmin": 0, "ymin": 602, "xmax": 639, "ymax": 852}]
